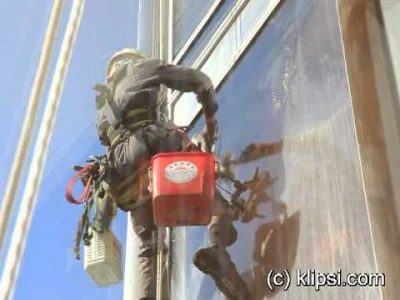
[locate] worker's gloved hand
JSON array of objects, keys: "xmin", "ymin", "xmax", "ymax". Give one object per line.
[
  {"xmin": 201, "ymin": 117, "xmax": 218, "ymax": 152},
  {"xmin": 197, "ymin": 90, "xmax": 219, "ymax": 118}
]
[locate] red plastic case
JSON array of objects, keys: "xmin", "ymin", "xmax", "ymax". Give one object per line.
[{"xmin": 150, "ymin": 152, "xmax": 216, "ymax": 226}]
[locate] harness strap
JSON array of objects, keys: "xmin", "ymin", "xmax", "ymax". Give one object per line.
[
  {"xmin": 102, "ymin": 98, "xmax": 123, "ymax": 128},
  {"xmin": 105, "ymin": 107, "xmax": 156, "ymax": 148}
]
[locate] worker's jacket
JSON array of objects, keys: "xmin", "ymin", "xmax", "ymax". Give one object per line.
[{"xmin": 95, "ymin": 58, "xmax": 218, "ymax": 149}]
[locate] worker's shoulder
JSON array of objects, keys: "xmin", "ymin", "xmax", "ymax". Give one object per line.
[
  {"xmin": 130, "ymin": 57, "xmax": 166, "ymax": 68},
  {"xmin": 124, "ymin": 58, "xmax": 166, "ymax": 75}
]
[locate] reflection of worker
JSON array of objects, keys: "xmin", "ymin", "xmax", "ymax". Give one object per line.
[
  {"xmin": 235, "ymin": 140, "xmax": 283, "ymax": 164},
  {"xmin": 91, "ymin": 49, "xmax": 249, "ymax": 299}
]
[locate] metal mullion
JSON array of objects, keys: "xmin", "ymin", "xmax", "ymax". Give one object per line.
[{"xmin": 173, "ymin": 0, "xmax": 224, "ymax": 64}]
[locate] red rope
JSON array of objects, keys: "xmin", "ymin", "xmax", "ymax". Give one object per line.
[{"xmin": 65, "ymin": 164, "xmax": 95, "ymax": 205}]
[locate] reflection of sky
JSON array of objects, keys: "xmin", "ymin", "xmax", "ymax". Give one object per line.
[
  {"xmin": 171, "ymin": 0, "xmax": 302, "ymax": 294},
  {"xmin": 173, "ymin": 0, "xmax": 215, "ymax": 55},
  {"xmin": 179, "ymin": 0, "xmax": 236, "ymax": 66},
  {"xmin": 171, "ymin": 0, "xmax": 378, "ymax": 299},
  {"xmin": 0, "ymin": 1, "xmax": 138, "ymax": 299}
]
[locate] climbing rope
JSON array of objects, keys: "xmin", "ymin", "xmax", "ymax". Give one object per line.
[
  {"xmin": 0, "ymin": 0, "xmax": 64, "ymax": 255},
  {"xmin": 0, "ymin": 1, "xmax": 86, "ymax": 299},
  {"xmin": 65, "ymin": 164, "xmax": 97, "ymax": 205}
]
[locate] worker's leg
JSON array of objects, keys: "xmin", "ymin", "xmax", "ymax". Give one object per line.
[
  {"xmin": 90, "ymin": 164, "xmax": 159, "ymax": 299},
  {"xmin": 129, "ymin": 161, "xmax": 175, "ymax": 300},
  {"xmin": 129, "ymin": 196, "xmax": 159, "ymax": 299},
  {"xmin": 208, "ymin": 191, "xmax": 238, "ymax": 248},
  {"xmin": 111, "ymin": 124, "xmax": 184, "ymax": 179},
  {"xmin": 141, "ymin": 123, "xmax": 185, "ymax": 154},
  {"xmin": 116, "ymin": 126, "xmax": 181, "ymax": 299},
  {"xmin": 193, "ymin": 192, "xmax": 250, "ymax": 299},
  {"xmin": 193, "ymin": 192, "xmax": 237, "ymax": 256}
]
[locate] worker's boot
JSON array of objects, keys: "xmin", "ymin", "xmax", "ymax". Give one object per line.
[{"xmin": 193, "ymin": 245, "xmax": 250, "ymax": 300}]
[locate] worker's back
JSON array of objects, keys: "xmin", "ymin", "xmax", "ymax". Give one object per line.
[
  {"xmin": 112, "ymin": 58, "xmax": 162, "ymax": 109},
  {"xmin": 95, "ymin": 58, "xmax": 165, "ymax": 148}
]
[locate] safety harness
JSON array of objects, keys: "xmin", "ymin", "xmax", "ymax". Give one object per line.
[
  {"xmin": 105, "ymin": 107, "xmax": 155, "ymax": 148},
  {"xmin": 94, "ymin": 60, "xmax": 162, "ymax": 149},
  {"xmin": 65, "ymin": 162, "xmax": 97, "ymax": 259},
  {"xmin": 95, "ymin": 83, "xmax": 157, "ymax": 148}
]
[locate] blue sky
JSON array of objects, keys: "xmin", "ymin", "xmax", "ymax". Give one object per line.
[{"xmin": 0, "ymin": 1, "xmax": 138, "ymax": 299}]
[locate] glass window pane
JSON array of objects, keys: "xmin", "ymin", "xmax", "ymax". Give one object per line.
[
  {"xmin": 170, "ymin": 0, "xmax": 379, "ymax": 298},
  {"xmin": 239, "ymin": 0, "xmax": 276, "ymax": 43},
  {"xmin": 172, "ymin": 23, "xmax": 238, "ymax": 127},
  {"xmin": 173, "ymin": 93, "xmax": 198, "ymax": 127},
  {"xmin": 173, "ymin": 0, "xmax": 215, "ymax": 55},
  {"xmin": 201, "ymin": 24, "xmax": 237, "ymax": 83},
  {"xmin": 179, "ymin": 0, "xmax": 237, "ymax": 66},
  {"xmin": 172, "ymin": 0, "xmax": 281, "ymax": 126}
]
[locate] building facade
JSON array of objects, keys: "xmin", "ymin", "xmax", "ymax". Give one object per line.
[{"xmin": 126, "ymin": 1, "xmax": 400, "ymax": 299}]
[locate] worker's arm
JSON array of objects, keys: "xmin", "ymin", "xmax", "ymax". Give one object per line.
[
  {"xmin": 154, "ymin": 62, "xmax": 219, "ymax": 150},
  {"xmin": 123, "ymin": 59, "xmax": 218, "ymax": 118},
  {"xmin": 119, "ymin": 59, "xmax": 218, "ymax": 148},
  {"xmin": 154, "ymin": 62, "xmax": 218, "ymax": 117}
]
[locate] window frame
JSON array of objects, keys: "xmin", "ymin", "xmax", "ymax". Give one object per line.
[
  {"xmin": 172, "ymin": 0, "xmax": 225, "ymax": 64},
  {"xmin": 169, "ymin": 0, "xmax": 282, "ymax": 125}
]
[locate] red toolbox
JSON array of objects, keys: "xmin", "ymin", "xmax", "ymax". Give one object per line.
[{"xmin": 150, "ymin": 152, "xmax": 216, "ymax": 226}]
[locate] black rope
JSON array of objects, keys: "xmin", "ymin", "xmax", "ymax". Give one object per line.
[{"xmin": 217, "ymin": 183, "xmax": 233, "ymax": 196}]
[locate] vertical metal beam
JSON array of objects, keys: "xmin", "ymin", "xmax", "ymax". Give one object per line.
[
  {"xmin": 138, "ymin": 0, "xmax": 157, "ymax": 56},
  {"xmin": 164, "ymin": 2, "xmax": 188, "ymax": 299},
  {"xmin": 167, "ymin": 0, "xmax": 174, "ymax": 64},
  {"xmin": 0, "ymin": 1, "xmax": 85, "ymax": 298},
  {"xmin": 123, "ymin": 1, "xmax": 157, "ymax": 300},
  {"xmin": 371, "ymin": 0, "xmax": 400, "ymax": 226},
  {"xmin": 0, "ymin": 0, "xmax": 64, "ymax": 255},
  {"xmin": 157, "ymin": 2, "xmax": 169, "ymax": 299},
  {"xmin": 167, "ymin": 0, "xmax": 174, "ymax": 120},
  {"xmin": 160, "ymin": 0, "xmax": 169, "ymax": 62},
  {"xmin": 337, "ymin": 0, "xmax": 400, "ymax": 298}
]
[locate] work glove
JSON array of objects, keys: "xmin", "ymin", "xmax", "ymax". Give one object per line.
[{"xmin": 201, "ymin": 117, "xmax": 218, "ymax": 153}]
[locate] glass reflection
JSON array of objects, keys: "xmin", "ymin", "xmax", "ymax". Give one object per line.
[
  {"xmin": 170, "ymin": 0, "xmax": 379, "ymax": 299},
  {"xmin": 173, "ymin": 0, "xmax": 215, "ymax": 55},
  {"xmin": 179, "ymin": 0, "xmax": 236, "ymax": 66}
]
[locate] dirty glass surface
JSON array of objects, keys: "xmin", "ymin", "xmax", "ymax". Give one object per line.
[
  {"xmin": 170, "ymin": 0, "xmax": 379, "ymax": 299},
  {"xmin": 0, "ymin": 1, "xmax": 138, "ymax": 299}
]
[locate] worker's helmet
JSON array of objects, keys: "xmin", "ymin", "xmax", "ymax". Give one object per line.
[{"xmin": 106, "ymin": 48, "xmax": 145, "ymax": 82}]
